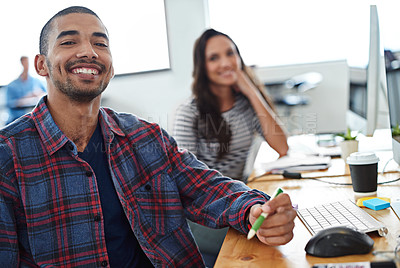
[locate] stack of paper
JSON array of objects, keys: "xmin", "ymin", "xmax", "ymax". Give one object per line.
[{"xmin": 253, "ymin": 155, "xmax": 331, "ymax": 177}]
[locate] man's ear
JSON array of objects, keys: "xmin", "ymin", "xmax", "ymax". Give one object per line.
[{"xmin": 35, "ymin": 54, "xmax": 49, "ymax": 77}]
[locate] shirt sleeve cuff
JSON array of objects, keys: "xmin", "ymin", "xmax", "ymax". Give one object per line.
[{"xmin": 230, "ymin": 189, "xmax": 270, "ymax": 233}]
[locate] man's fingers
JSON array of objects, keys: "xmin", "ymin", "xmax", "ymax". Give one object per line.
[
  {"xmin": 257, "ymin": 218, "xmax": 295, "ymax": 237},
  {"xmin": 259, "ymin": 207, "xmax": 296, "ymax": 229},
  {"xmin": 248, "ymin": 192, "xmax": 296, "ymax": 246},
  {"xmin": 249, "ymin": 193, "xmax": 294, "ymax": 225},
  {"xmin": 261, "ymin": 193, "xmax": 292, "ymax": 212},
  {"xmin": 256, "ymin": 216, "xmax": 295, "ymax": 246},
  {"xmin": 257, "ymin": 229, "xmax": 294, "ymax": 246}
]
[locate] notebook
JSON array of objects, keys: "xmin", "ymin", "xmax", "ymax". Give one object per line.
[{"xmin": 253, "ymin": 155, "xmax": 331, "ymax": 177}]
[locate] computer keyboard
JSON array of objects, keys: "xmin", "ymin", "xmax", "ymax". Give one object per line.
[{"xmin": 297, "ymin": 199, "xmax": 388, "ymax": 237}]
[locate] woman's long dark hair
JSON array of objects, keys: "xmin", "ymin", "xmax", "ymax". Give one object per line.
[{"xmin": 192, "ymin": 28, "xmax": 275, "ymax": 159}]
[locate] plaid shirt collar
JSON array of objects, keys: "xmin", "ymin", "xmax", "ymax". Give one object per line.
[{"xmin": 31, "ymin": 96, "xmax": 125, "ymax": 155}]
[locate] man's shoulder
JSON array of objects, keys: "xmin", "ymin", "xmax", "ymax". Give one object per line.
[
  {"xmin": 6, "ymin": 78, "xmax": 21, "ymax": 88},
  {"xmin": 0, "ymin": 116, "xmax": 35, "ymax": 161},
  {"xmin": 101, "ymin": 108, "xmax": 163, "ymax": 135},
  {"xmin": 101, "ymin": 108, "xmax": 174, "ymax": 153},
  {"xmin": 0, "ymin": 116, "xmax": 35, "ymax": 139}
]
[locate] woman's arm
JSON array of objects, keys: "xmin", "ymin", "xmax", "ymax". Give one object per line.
[{"xmin": 234, "ymin": 71, "xmax": 289, "ymax": 157}]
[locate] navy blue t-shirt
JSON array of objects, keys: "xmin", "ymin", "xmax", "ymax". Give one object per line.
[{"xmin": 78, "ymin": 123, "xmax": 153, "ymax": 267}]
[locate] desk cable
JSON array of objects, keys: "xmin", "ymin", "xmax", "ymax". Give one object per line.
[
  {"xmin": 248, "ymin": 170, "xmax": 400, "ymax": 186},
  {"xmin": 248, "ymin": 157, "xmax": 400, "ymax": 185},
  {"xmin": 381, "ymin": 157, "xmax": 396, "ymax": 175},
  {"xmin": 283, "ymin": 170, "xmax": 400, "ymax": 186}
]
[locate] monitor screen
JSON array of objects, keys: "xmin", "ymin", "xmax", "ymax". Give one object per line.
[
  {"xmin": 348, "ymin": 5, "xmax": 389, "ymax": 136},
  {"xmin": 384, "ymin": 50, "xmax": 400, "ymax": 165},
  {"xmin": 365, "ymin": 5, "xmax": 382, "ymax": 136}
]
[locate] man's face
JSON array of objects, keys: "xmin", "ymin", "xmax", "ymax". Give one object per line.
[{"xmin": 40, "ymin": 13, "xmax": 114, "ymax": 102}]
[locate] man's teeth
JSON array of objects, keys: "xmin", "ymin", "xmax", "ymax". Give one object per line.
[{"xmin": 72, "ymin": 68, "xmax": 98, "ymax": 75}]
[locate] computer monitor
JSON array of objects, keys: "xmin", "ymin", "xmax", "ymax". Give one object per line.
[
  {"xmin": 366, "ymin": 5, "xmax": 390, "ymax": 136},
  {"xmin": 348, "ymin": 5, "xmax": 387, "ymax": 136},
  {"xmin": 384, "ymin": 50, "xmax": 400, "ymax": 165}
]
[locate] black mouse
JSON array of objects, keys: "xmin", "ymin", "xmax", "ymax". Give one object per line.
[{"xmin": 305, "ymin": 226, "xmax": 374, "ymax": 257}]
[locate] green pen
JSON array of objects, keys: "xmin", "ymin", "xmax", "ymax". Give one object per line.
[{"xmin": 247, "ymin": 187, "xmax": 284, "ymax": 240}]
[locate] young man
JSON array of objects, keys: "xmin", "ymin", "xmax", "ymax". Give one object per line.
[{"xmin": 0, "ymin": 6, "xmax": 296, "ymax": 267}]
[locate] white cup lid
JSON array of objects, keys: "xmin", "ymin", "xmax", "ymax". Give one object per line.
[{"xmin": 346, "ymin": 152, "xmax": 379, "ymax": 165}]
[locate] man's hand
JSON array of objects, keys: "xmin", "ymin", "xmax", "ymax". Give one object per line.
[{"xmin": 249, "ymin": 193, "xmax": 296, "ymax": 245}]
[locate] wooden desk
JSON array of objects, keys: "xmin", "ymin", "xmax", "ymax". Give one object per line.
[{"xmin": 215, "ymin": 159, "xmax": 400, "ymax": 268}]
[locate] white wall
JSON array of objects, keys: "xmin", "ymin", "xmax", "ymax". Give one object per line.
[
  {"xmin": 102, "ymin": 0, "xmax": 209, "ymax": 132},
  {"xmin": 101, "ymin": 1, "xmax": 352, "ymax": 136}
]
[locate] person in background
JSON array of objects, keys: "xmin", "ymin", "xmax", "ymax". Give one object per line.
[
  {"xmin": 5, "ymin": 56, "xmax": 46, "ymax": 124},
  {"xmin": 0, "ymin": 6, "xmax": 295, "ymax": 267},
  {"xmin": 173, "ymin": 29, "xmax": 290, "ymax": 266},
  {"xmin": 173, "ymin": 29, "xmax": 288, "ymax": 182}
]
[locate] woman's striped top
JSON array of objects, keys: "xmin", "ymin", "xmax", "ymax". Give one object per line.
[{"xmin": 173, "ymin": 94, "xmax": 264, "ymax": 180}]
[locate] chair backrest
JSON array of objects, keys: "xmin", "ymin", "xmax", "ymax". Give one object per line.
[{"xmin": 242, "ymin": 134, "xmax": 264, "ymax": 183}]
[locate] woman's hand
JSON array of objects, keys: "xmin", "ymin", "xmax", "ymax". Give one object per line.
[
  {"xmin": 233, "ymin": 68, "xmax": 289, "ymax": 157},
  {"xmin": 233, "ymin": 69, "xmax": 258, "ymax": 98}
]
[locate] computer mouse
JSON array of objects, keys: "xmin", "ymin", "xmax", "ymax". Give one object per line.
[{"xmin": 305, "ymin": 226, "xmax": 374, "ymax": 257}]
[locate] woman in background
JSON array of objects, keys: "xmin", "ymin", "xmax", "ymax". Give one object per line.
[
  {"xmin": 174, "ymin": 28, "xmax": 288, "ymax": 181},
  {"xmin": 173, "ymin": 29, "xmax": 289, "ymax": 267}
]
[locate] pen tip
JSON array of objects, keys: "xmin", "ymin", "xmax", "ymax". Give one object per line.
[{"xmin": 247, "ymin": 229, "xmax": 256, "ymax": 240}]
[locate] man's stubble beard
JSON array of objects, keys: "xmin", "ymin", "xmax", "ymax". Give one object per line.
[{"xmin": 47, "ymin": 59, "xmax": 110, "ymax": 103}]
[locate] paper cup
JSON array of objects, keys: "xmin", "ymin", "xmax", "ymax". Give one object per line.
[{"xmin": 346, "ymin": 152, "xmax": 379, "ymax": 197}]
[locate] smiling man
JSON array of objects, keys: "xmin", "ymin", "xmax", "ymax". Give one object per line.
[
  {"xmin": 0, "ymin": 6, "xmax": 296, "ymax": 267},
  {"xmin": 35, "ymin": 7, "xmax": 114, "ymax": 151}
]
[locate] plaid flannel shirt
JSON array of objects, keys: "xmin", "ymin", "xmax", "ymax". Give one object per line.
[{"xmin": 0, "ymin": 97, "xmax": 269, "ymax": 267}]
